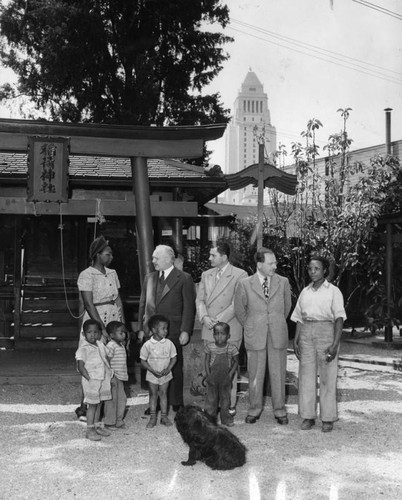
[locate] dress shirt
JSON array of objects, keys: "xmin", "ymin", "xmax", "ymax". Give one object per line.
[
  {"xmin": 161, "ymin": 265, "xmax": 174, "ymax": 280},
  {"xmin": 257, "ymin": 271, "xmax": 271, "ymax": 289},
  {"xmin": 291, "ymin": 280, "xmax": 347, "ymax": 323},
  {"xmin": 216, "ymin": 263, "xmax": 229, "ymax": 281}
]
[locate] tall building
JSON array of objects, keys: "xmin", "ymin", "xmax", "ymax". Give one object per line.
[{"xmin": 222, "ymin": 70, "xmax": 277, "ymax": 205}]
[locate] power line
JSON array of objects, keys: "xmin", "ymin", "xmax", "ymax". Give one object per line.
[
  {"xmin": 352, "ymin": 0, "xmax": 402, "ymax": 20},
  {"xmin": 232, "ymin": 18, "xmax": 402, "ymax": 78},
  {"xmin": 228, "ymin": 25, "xmax": 402, "ymax": 86}
]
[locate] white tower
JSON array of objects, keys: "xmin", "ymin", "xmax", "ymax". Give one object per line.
[{"xmin": 223, "ymin": 70, "xmax": 277, "ymax": 205}]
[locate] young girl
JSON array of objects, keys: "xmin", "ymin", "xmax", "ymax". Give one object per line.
[
  {"xmin": 140, "ymin": 314, "xmax": 177, "ymax": 429},
  {"xmin": 75, "ymin": 319, "xmax": 113, "ymax": 441}
]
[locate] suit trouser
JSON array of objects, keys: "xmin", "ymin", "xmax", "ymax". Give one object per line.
[
  {"xmin": 203, "ymin": 339, "xmax": 240, "ymax": 408},
  {"xmin": 104, "ymin": 376, "xmax": 127, "ymax": 426},
  {"xmin": 298, "ymin": 322, "xmax": 338, "ymax": 422},
  {"xmin": 247, "ymin": 334, "xmax": 287, "ymax": 418},
  {"xmin": 169, "ymin": 339, "xmax": 184, "ymax": 407}
]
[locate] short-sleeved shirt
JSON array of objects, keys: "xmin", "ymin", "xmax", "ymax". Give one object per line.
[
  {"xmin": 75, "ymin": 339, "xmax": 110, "ymax": 380},
  {"xmin": 140, "ymin": 337, "xmax": 177, "ymax": 384},
  {"xmin": 291, "ymin": 280, "xmax": 347, "ymax": 324},
  {"xmin": 205, "ymin": 342, "xmax": 239, "ymax": 368},
  {"xmin": 77, "ymin": 266, "xmax": 122, "ymax": 342},
  {"xmin": 106, "ymin": 340, "xmax": 128, "ymax": 381}
]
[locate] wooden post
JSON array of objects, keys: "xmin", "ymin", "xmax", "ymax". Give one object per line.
[
  {"xmin": 13, "ymin": 216, "xmax": 22, "ymax": 341},
  {"xmin": 257, "ymin": 142, "xmax": 264, "ymax": 249},
  {"xmin": 172, "ymin": 187, "xmax": 183, "ymax": 255},
  {"xmin": 132, "ymin": 157, "xmax": 154, "ymax": 284}
]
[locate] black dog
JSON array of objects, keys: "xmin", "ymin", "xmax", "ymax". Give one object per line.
[{"xmin": 174, "ymin": 405, "xmax": 247, "ymax": 470}]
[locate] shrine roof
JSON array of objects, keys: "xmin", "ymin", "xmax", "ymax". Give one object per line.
[
  {"xmin": 0, "ymin": 152, "xmax": 227, "ymax": 205},
  {"xmin": 0, "ymin": 152, "xmax": 217, "ymax": 180}
]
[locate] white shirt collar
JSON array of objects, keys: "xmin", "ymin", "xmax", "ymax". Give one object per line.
[
  {"xmin": 150, "ymin": 336, "xmax": 167, "ymax": 343},
  {"xmin": 160, "ymin": 265, "xmax": 174, "ymax": 279},
  {"xmin": 257, "ymin": 270, "xmax": 270, "ymax": 285},
  {"xmin": 217, "ymin": 263, "xmax": 229, "ymax": 275},
  {"xmin": 307, "ymin": 279, "xmax": 330, "ymax": 291}
]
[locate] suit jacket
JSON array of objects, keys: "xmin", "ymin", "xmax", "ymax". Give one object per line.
[
  {"xmin": 138, "ymin": 268, "xmax": 196, "ymax": 341},
  {"xmin": 234, "ymin": 272, "xmax": 292, "ymax": 350},
  {"xmin": 196, "ymin": 264, "xmax": 248, "ymax": 343}
]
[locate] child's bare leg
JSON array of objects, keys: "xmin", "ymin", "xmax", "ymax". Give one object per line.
[
  {"xmin": 146, "ymin": 383, "xmax": 158, "ymax": 429},
  {"xmin": 159, "ymin": 382, "xmax": 172, "ymax": 426},
  {"xmin": 75, "ymin": 388, "xmax": 87, "ymax": 418},
  {"xmin": 86, "ymin": 403, "xmax": 101, "ymax": 441},
  {"xmin": 86, "ymin": 403, "xmax": 96, "ymax": 426},
  {"xmin": 94, "ymin": 403, "xmax": 111, "ymax": 437}
]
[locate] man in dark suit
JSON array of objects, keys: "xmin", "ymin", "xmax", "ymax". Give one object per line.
[
  {"xmin": 234, "ymin": 248, "xmax": 292, "ymax": 425},
  {"xmin": 138, "ymin": 245, "xmax": 195, "ymax": 411}
]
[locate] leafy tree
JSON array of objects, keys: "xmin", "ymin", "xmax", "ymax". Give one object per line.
[
  {"xmin": 218, "ymin": 110, "xmax": 401, "ymax": 330},
  {"xmin": 0, "ymin": 0, "xmax": 232, "ymax": 131}
]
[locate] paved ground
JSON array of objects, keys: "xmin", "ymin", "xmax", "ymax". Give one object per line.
[{"xmin": 0, "ymin": 330, "xmax": 401, "ymax": 500}]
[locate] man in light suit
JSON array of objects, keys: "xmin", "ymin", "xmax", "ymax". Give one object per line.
[
  {"xmin": 196, "ymin": 242, "xmax": 248, "ymax": 414},
  {"xmin": 234, "ymin": 248, "xmax": 292, "ymax": 425},
  {"xmin": 138, "ymin": 245, "xmax": 195, "ymax": 411}
]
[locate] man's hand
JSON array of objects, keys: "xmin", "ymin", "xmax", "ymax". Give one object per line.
[
  {"xmin": 203, "ymin": 316, "xmax": 217, "ymax": 330},
  {"xmin": 179, "ymin": 331, "xmax": 189, "ymax": 345}
]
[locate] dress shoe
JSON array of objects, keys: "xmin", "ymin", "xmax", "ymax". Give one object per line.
[
  {"xmin": 301, "ymin": 418, "xmax": 315, "ymax": 430},
  {"xmin": 245, "ymin": 415, "xmax": 260, "ymax": 424},
  {"xmin": 95, "ymin": 426, "xmax": 111, "ymax": 437},
  {"xmin": 322, "ymin": 421, "xmax": 333, "ymax": 433},
  {"xmin": 275, "ymin": 416, "xmax": 289, "ymax": 425},
  {"xmin": 172, "ymin": 404, "xmax": 184, "ymax": 412}
]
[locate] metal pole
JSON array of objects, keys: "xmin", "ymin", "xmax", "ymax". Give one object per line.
[
  {"xmin": 257, "ymin": 142, "xmax": 264, "ymax": 249},
  {"xmin": 131, "ymin": 157, "xmax": 154, "ymax": 284},
  {"xmin": 384, "ymin": 108, "xmax": 392, "ymax": 155},
  {"xmin": 384, "ymin": 222, "xmax": 393, "ymax": 343}
]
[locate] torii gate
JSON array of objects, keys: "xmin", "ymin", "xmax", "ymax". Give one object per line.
[{"xmin": 0, "ymin": 118, "xmax": 226, "ymax": 281}]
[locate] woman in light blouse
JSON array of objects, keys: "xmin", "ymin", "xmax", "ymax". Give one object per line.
[{"xmin": 291, "ymin": 256, "xmax": 346, "ymax": 433}]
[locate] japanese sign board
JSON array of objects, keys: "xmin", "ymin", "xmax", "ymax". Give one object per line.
[{"xmin": 27, "ymin": 136, "xmax": 69, "ymax": 202}]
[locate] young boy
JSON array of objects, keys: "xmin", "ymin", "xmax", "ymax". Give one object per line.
[
  {"xmin": 75, "ymin": 319, "xmax": 112, "ymax": 441},
  {"xmin": 140, "ymin": 314, "xmax": 177, "ymax": 429},
  {"xmin": 104, "ymin": 321, "xmax": 129, "ymax": 429},
  {"xmin": 204, "ymin": 322, "xmax": 239, "ymax": 427}
]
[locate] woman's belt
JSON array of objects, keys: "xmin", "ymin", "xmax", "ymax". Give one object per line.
[
  {"xmin": 304, "ymin": 319, "xmax": 333, "ymax": 323},
  {"xmin": 93, "ymin": 299, "xmax": 116, "ymax": 307}
]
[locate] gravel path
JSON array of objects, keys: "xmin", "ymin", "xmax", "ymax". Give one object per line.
[{"xmin": 1, "ymin": 367, "xmax": 402, "ymax": 500}]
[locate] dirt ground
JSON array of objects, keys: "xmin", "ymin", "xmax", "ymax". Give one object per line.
[{"xmin": 1, "ymin": 366, "xmax": 402, "ymax": 500}]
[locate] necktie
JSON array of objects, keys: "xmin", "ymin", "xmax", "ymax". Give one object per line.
[
  {"xmin": 262, "ymin": 277, "xmax": 269, "ymax": 299},
  {"xmin": 216, "ymin": 269, "xmax": 223, "ymax": 284},
  {"xmin": 156, "ymin": 271, "xmax": 165, "ymax": 303}
]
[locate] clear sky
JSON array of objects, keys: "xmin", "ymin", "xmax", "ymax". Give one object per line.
[{"xmin": 205, "ymin": 0, "xmax": 402, "ymax": 167}]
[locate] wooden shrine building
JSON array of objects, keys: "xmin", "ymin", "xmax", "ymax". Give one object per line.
[{"xmin": 0, "ymin": 118, "xmax": 227, "ymax": 349}]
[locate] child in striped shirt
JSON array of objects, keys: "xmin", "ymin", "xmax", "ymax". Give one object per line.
[{"xmin": 104, "ymin": 321, "xmax": 129, "ymax": 429}]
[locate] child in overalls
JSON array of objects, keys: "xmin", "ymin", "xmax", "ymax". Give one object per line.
[{"xmin": 204, "ymin": 322, "xmax": 239, "ymax": 427}]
